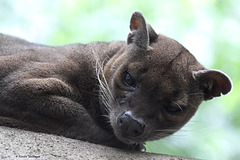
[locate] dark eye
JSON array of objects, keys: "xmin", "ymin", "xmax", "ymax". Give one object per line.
[
  {"xmin": 123, "ymin": 71, "xmax": 136, "ymax": 88},
  {"xmin": 164, "ymin": 105, "xmax": 182, "ymax": 114}
]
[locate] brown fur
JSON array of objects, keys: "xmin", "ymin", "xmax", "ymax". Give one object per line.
[{"xmin": 0, "ymin": 11, "xmax": 232, "ymax": 150}]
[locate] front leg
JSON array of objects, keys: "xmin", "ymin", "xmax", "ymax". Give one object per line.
[
  {"xmin": 1, "ymin": 94, "xmax": 123, "ymax": 147},
  {"xmin": 1, "ymin": 77, "xmax": 145, "ymax": 150},
  {"xmin": 0, "ymin": 77, "xmax": 133, "ymax": 149}
]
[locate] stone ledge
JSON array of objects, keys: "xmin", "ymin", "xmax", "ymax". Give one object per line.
[{"xmin": 0, "ymin": 126, "xmax": 199, "ymax": 160}]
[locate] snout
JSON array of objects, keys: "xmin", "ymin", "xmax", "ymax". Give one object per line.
[{"xmin": 117, "ymin": 111, "xmax": 145, "ymax": 138}]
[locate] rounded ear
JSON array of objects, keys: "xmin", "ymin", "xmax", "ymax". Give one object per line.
[
  {"xmin": 147, "ymin": 24, "xmax": 158, "ymax": 43},
  {"xmin": 193, "ymin": 69, "xmax": 232, "ymax": 100},
  {"xmin": 127, "ymin": 11, "xmax": 158, "ymax": 50}
]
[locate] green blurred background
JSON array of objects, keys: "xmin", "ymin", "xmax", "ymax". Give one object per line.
[{"xmin": 1, "ymin": 0, "xmax": 239, "ymax": 159}]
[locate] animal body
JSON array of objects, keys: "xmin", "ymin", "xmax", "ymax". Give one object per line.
[{"xmin": 0, "ymin": 11, "xmax": 232, "ymax": 150}]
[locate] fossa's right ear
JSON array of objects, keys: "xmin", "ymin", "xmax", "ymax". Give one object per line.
[{"xmin": 127, "ymin": 11, "xmax": 158, "ymax": 50}]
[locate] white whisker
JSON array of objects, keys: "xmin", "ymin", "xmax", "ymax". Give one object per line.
[
  {"xmin": 155, "ymin": 129, "xmax": 179, "ymax": 132},
  {"xmin": 171, "ymin": 101, "xmax": 183, "ymax": 112},
  {"xmin": 91, "ymin": 47, "xmax": 115, "ymax": 114}
]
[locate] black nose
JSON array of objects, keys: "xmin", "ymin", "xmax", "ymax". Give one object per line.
[{"xmin": 117, "ymin": 112, "xmax": 145, "ymax": 138}]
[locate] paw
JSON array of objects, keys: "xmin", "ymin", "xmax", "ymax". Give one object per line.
[{"xmin": 128, "ymin": 143, "xmax": 146, "ymax": 152}]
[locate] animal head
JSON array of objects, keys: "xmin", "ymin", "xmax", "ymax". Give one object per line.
[{"xmin": 101, "ymin": 11, "xmax": 232, "ymax": 145}]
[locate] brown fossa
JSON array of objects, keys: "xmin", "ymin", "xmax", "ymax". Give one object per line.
[{"xmin": 0, "ymin": 11, "xmax": 232, "ymax": 150}]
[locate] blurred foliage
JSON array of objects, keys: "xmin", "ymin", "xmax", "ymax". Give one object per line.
[{"xmin": 0, "ymin": 0, "xmax": 239, "ymax": 159}]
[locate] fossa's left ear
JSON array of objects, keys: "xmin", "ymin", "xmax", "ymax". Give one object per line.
[
  {"xmin": 193, "ymin": 69, "xmax": 232, "ymax": 100},
  {"xmin": 127, "ymin": 11, "xmax": 158, "ymax": 50}
]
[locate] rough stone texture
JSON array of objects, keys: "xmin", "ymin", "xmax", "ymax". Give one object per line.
[{"xmin": 0, "ymin": 126, "xmax": 199, "ymax": 160}]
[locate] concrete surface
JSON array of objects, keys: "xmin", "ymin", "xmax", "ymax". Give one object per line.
[{"xmin": 0, "ymin": 126, "xmax": 200, "ymax": 160}]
